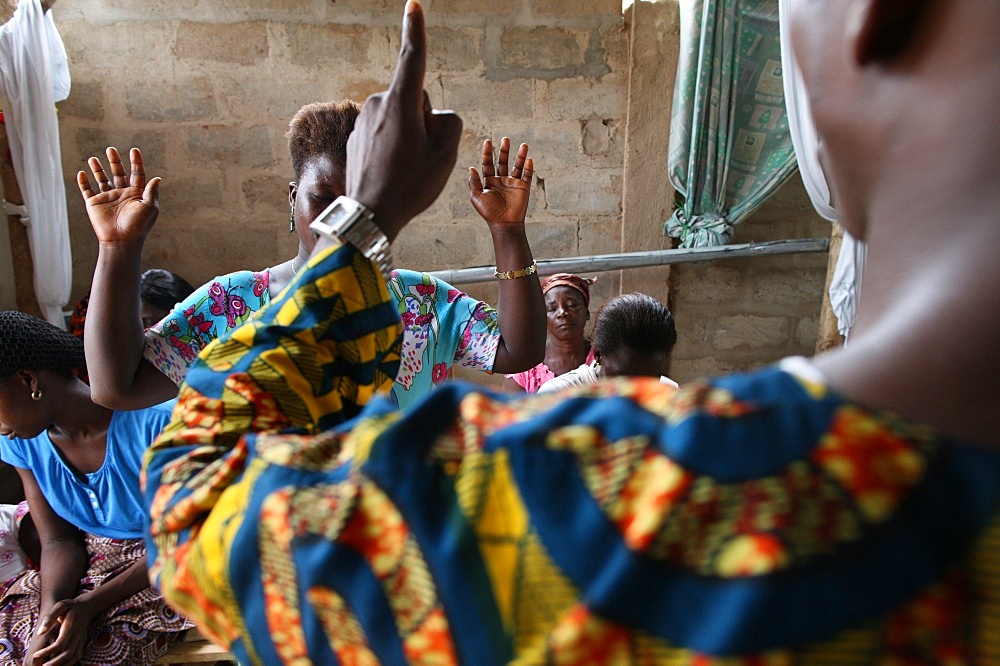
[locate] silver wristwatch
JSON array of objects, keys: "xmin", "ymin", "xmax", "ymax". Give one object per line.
[{"xmin": 309, "ymin": 196, "xmax": 393, "ymax": 276}]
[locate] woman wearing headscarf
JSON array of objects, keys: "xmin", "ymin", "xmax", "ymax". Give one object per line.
[
  {"xmin": 502, "ymin": 273, "xmax": 597, "ymax": 393},
  {"xmin": 0, "ymin": 311, "xmax": 191, "ymax": 665}
]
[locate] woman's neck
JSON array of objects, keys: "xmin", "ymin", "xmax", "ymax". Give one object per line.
[
  {"xmin": 544, "ymin": 335, "xmax": 590, "ymax": 374},
  {"xmin": 47, "ymin": 379, "xmax": 114, "ymax": 444},
  {"xmin": 269, "ymin": 244, "xmax": 310, "ymax": 296},
  {"xmin": 814, "ymin": 220, "xmax": 1000, "ymax": 446}
]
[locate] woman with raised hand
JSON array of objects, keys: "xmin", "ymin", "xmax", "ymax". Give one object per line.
[
  {"xmin": 0, "ymin": 311, "xmax": 191, "ymax": 665},
  {"xmin": 81, "ymin": 103, "xmax": 543, "ymax": 415}
]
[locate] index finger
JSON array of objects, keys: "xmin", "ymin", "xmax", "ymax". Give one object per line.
[{"xmin": 388, "ymin": 0, "xmax": 426, "ymax": 104}]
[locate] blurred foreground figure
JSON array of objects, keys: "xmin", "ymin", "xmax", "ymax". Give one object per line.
[{"xmin": 143, "ymin": 0, "xmax": 1000, "ymax": 663}]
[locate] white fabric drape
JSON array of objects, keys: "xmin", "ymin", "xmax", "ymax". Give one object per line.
[
  {"xmin": 778, "ymin": 0, "xmax": 863, "ymax": 340},
  {"xmin": 0, "ymin": 0, "xmax": 71, "ymax": 327}
]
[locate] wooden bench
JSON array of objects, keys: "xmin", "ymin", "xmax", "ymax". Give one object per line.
[{"xmin": 156, "ymin": 628, "xmax": 237, "ymax": 665}]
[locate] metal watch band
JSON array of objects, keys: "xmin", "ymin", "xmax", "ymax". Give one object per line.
[{"xmin": 309, "ymin": 196, "xmax": 394, "ymax": 276}]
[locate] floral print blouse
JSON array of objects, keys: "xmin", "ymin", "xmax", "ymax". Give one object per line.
[{"xmin": 144, "ymin": 267, "xmax": 501, "ymax": 410}]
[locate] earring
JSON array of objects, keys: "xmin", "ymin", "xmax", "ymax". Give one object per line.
[
  {"xmin": 30, "ymin": 389, "xmax": 42, "ymax": 401},
  {"xmin": 289, "ymin": 212, "xmax": 296, "ymax": 234}
]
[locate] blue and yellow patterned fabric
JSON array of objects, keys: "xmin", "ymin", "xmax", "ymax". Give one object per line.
[{"xmin": 144, "ymin": 244, "xmax": 1000, "ymax": 664}]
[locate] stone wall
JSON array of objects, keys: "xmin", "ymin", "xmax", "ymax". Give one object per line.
[{"xmin": 4, "ymin": 0, "xmax": 832, "ymax": 388}]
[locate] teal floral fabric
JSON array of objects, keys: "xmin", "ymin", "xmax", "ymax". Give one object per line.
[{"xmin": 666, "ymin": 0, "xmax": 798, "ymax": 247}]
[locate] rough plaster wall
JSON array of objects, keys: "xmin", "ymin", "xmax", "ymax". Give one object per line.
[
  {"xmin": 20, "ymin": 0, "xmax": 826, "ymax": 388},
  {"xmin": 668, "ymin": 174, "xmax": 831, "ymax": 384},
  {"xmin": 49, "ymin": 0, "xmax": 628, "ymax": 310}
]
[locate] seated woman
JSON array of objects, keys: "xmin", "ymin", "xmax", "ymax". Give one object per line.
[
  {"xmin": 537, "ymin": 292, "xmax": 678, "ymax": 393},
  {"xmin": 82, "ymin": 101, "xmax": 544, "ymax": 414},
  {"xmin": 503, "ymin": 272, "xmax": 596, "ymax": 393},
  {"xmin": 0, "ymin": 311, "xmax": 191, "ymax": 665},
  {"xmin": 138, "ymin": 268, "xmax": 195, "ymax": 329}
]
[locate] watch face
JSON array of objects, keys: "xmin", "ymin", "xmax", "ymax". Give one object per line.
[{"xmin": 316, "ymin": 200, "xmax": 355, "ymax": 229}]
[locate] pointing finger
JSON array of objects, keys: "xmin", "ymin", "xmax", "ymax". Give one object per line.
[{"xmin": 389, "ymin": 0, "xmax": 426, "ymax": 106}]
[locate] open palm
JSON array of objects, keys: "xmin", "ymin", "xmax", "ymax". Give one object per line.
[
  {"xmin": 469, "ymin": 137, "xmax": 534, "ymax": 227},
  {"xmin": 78, "ymin": 147, "xmax": 160, "ymax": 244}
]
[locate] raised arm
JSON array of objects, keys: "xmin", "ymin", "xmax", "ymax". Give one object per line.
[
  {"xmin": 469, "ymin": 137, "xmax": 545, "ymax": 373},
  {"xmin": 79, "ymin": 147, "xmax": 178, "ymax": 409}
]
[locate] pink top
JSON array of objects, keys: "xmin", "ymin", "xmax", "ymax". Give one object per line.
[{"xmin": 506, "ymin": 346, "xmax": 595, "ymax": 394}]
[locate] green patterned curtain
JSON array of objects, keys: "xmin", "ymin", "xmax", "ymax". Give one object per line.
[{"xmin": 665, "ymin": 0, "xmax": 797, "ymax": 248}]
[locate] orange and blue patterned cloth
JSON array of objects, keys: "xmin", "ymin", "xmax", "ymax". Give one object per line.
[{"xmin": 143, "ymin": 244, "xmax": 1000, "ymax": 664}]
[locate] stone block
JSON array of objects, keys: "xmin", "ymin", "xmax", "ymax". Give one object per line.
[
  {"xmin": 545, "ymin": 170, "xmax": 620, "ymax": 213},
  {"xmin": 220, "ymin": 0, "xmax": 313, "ymax": 12},
  {"xmin": 498, "ymin": 27, "xmax": 588, "ymax": 71},
  {"xmin": 538, "ymin": 76, "xmax": 626, "ymax": 121},
  {"xmin": 441, "ymin": 77, "xmax": 534, "ymax": 126},
  {"xmin": 750, "ymin": 270, "xmax": 825, "ymax": 312},
  {"xmin": 795, "ymin": 314, "xmax": 821, "ymax": 352},
  {"xmin": 175, "ymin": 21, "xmax": 269, "ymax": 65},
  {"xmin": 58, "ymin": 82, "xmax": 105, "ymax": 120},
  {"xmin": 712, "ymin": 315, "xmax": 788, "ymax": 351},
  {"xmin": 431, "ymin": 0, "xmax": 516, "ymax": 17},
  {"xmin": 158, "ymin": 175, "xmax": 232, "ymax": 220},
  {"xmin": 126, "ymin": 78, "xmax": 217, "ymax": 122},
  {"xmin": 578, "ymin": 212, "xmax": 622, "ymax": 256},
  {"xmin": 59, "ymin": 21, "xmax": 175, "ymax": 71},
  {"xmin": 426, "ymin": 27, "xmax": 484, "ymax": 71},
  {"xmin": 522, "ymin": 218, "xmax": 579, "ymax": 261},
  {"xmin": 671, "ymin": 264, "xmax": 742, "ymax": 304},
  {"xmin": 185, "ymin": 125, "xmax": 275, "ymax": 169},
  {"xmin": 71, "ymin": 129, "xmax": 167, "ymax": 174},
  {"xmin": 242, "ymin": 174, "xmax": 292, "ymax": 216},
  {"xmin": 101, "ymin": 0, "xmax": 198, "ymax": 11},
  {"xmin": 528, "ymin": 0, "xmax": 622, "ymax": 18},
  {"xmin": 283, "ymin": 22, "xmax": 376, "ymax": 67}
]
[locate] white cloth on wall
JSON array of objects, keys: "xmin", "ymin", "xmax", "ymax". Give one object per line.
[
  {"xmin": 0, "ymin": 0, "xmax": 71, "ymax": 327},
  {"xmin": 778, "ymin": 0, "xmax": 864, "ymax": 340}
]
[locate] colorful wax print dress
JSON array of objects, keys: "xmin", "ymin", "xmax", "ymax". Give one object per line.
[{"xmin": 144, "ymin": 245, "xmax": 1000, "ymax": 665}]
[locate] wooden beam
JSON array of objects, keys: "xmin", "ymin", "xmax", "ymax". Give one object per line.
[{"xmin": 815, "ymin": 222, "xmax": 845, "ymax": 353}]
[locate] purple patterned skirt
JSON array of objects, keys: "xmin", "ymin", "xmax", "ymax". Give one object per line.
[{"xmin": 0, "ymin": 534, "xmax": 193, "ymax": 665}]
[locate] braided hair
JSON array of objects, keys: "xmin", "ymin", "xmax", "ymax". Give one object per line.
[{"xmin": 0, "ymin": 310, "xmax": 86, "ymax": 381}]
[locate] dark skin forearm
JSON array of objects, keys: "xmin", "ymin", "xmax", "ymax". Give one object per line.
[
  {"xmin": 75, "ymin": 555, "xmax": 151, "ymax": 612},
  {"xmin": 80, "ymin": 148, "xmax": 178, "ymax": 410},
  {"xmin": 489, "ymin": 223, "xmax": 545, "ymax": 374},
  {"xmin": 37, "ymin": 537, "xmax": 88, "ymax": 619},
  {"xmin": 85, "ymin": 242, "xmax": 178, "ymax": 409}
]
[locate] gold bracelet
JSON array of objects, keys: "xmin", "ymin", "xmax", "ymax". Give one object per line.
[{"xmin": 495, "ymin": 261, "xmax": 538, "ymax": 280}]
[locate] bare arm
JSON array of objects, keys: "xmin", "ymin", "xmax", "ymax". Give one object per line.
[
  {"xmin": 469, "ymin": 138, "xmax": 545, "ymax": 373},
  {"xmin": 79, "ymin": 147, "xmax": 178, "ymax": 409},
  {"xmin": 17, "ymin": 468, "xmax": 88, "ymax": 665}
]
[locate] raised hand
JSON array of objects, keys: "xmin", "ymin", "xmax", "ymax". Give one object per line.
[
  {"xmin": 78, "ymin": 147, "xmax": 160, "ymax": 246},
  {"xmin": 345, "ymin": 0, "xmax": 463, "ymax": 242},
  {"xmin": 469, "ymin": 137, "xmax": 534, "ymax": 227}
]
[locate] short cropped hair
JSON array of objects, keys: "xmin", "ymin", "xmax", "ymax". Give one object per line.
[
  {"xmin": 592, "ymin": 293, "xmax": 676, "ymax": 358},
  {"xmin": 141, "ymin": 269, "xmax": 196, "ymax": 314},
  {"xmin": 286, "ymin": 100, "xmax": 362, "ymax": 180}
]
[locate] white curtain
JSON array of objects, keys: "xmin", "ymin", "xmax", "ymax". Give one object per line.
[
  {"xmin": 0, "ymin": 0, "xmax": 71, "ymax": 327},
  {"xmin": 778, "ymin": 0, "xmax": 863, "ymax": 340}
]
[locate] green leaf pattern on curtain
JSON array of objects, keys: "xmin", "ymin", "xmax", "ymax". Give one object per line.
[{"xmin": 665, "ymin": 0, "xmax": 798, "ymax": 248}]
